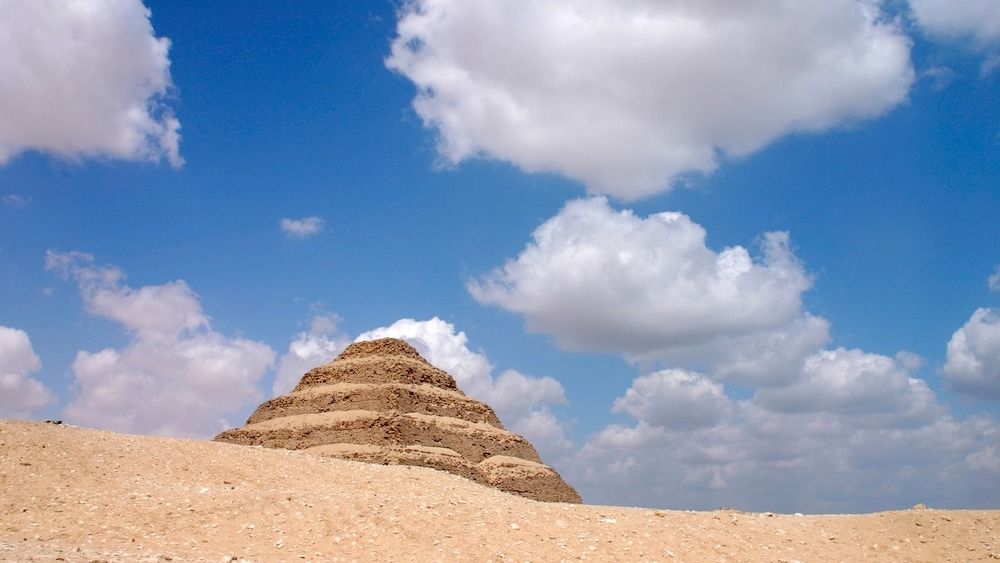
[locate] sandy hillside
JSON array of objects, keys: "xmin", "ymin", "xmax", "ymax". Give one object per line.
[{"xmin": 1, "ymin": 420, "xmax": 998, "ymax": 562}]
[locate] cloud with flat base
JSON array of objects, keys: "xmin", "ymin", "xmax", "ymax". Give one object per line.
[{"xmin": 388, "ymin": 0, "xmax": 913, "ymax": 199}]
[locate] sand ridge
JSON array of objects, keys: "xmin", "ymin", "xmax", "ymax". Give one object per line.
[
  {"xmin": 220, "ymin": 410, "xmax": 541, "ymax": 463},
  {"xmin": 2, "ymin": 420, "xmax": 998, "ymax": 562}
]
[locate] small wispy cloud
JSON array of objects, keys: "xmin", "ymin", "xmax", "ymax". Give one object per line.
[
  {"xmin": 2, "ymin": 194, "xmax": 32, "ymax": 208},
  {"xmin": 911, "ymin": 0, "xmax": 1000, "ymax": 81},
  {"xmin": 921, "ymin": 66, "xmax": 956, "ymax": 91},
  {"xmin": 981, "ymin": 55, "xmax": 1000, "ymax": 79},
  {"xmin": 280, "ymin": 216, "xmax": 324, "ymax": 239},
  {"xmin": 989, "ymin": 265, "xmax": 1000, "ymax": 292}
]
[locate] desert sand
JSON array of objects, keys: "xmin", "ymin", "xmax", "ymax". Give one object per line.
[{"xmin": 1, "ymin": 420, "xmax": 998, "ymax": 562}]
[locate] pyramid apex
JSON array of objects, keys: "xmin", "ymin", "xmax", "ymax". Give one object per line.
[{"xmin": 337, "ymin": 337, "xmax": 426, "ymax": 362}]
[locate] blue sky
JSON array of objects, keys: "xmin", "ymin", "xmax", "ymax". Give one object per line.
[{"xmin": 1, "ymin": 0, "xmax": 998, "ymax": 513}]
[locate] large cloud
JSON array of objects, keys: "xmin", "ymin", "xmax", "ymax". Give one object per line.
[
  {"xmin": 46, "ymin": 251, "xmax": 273, "ymax": 437},
  {"xmin": 696, "ymin": 314, "xmax": 831, "ymax": 387},
  {"xmin": 943, "ymin": 308, "xmax": 1000, "ymax": 399},
  {"xmin": 755, "ymin": 347, "xmax": 939, "ymax": 423},
  {"xmin": 564, "ymin": 368, "xmax": 998, "ymax": 512},
  {"xmin": 356, "ymin": 317, "xmax": 571, "ymax": 456},
  {"xmin": 469, "ymin": 197, "xmax": 814, "ymax": 375},
  {"xmin": 910, "ymin": 0, "xmax": 1000, "ymax": 46},
  {"xmin": 612, "ymin": 369, "xmax": 731, "ymax": 430},
  {"xmin": 469, "ymin": 196, "xmax": 1000, "ymax": 511},
  {"xmin": 0, "ymin": 326, "xmax": 53, "ymax": 418},
  {"xmin": 387, "ymin": 0, "xmax": 913, "ymax": 199},
  {"xmin": 0, "ymin": 0, "xmax": 181, "ymax": 166}
]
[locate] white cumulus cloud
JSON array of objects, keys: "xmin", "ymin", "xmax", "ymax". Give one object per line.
[
  {"xmin": 46, "ymin": 251, "xmax": 274, "ymax": 437},
  {"xmin": 944, "ymin": 308, "xmax": 1000, "ymax": 399},
  {"xmin": 613, "ymin": 369, "xmax": 731, "ymax": 430},
  {"xmin": 387, "ymin": 0, "xmax": 913, "ymax": 199},
  {"xmin": 508, "ymin": 409, "xmax": 573, "ymax": 455},
  {"xmin": 356, "ymin": 317, "xmax": 570, "ymax": 457},
  {"xmin": 469, "ymin": 197, "xmax": 813, "ymax": 369},
  {"xmin": 698, "ymin": 314, "xmax": 832, "ymax": 387},
  {"xmin": 565, "ymin": 381, "xmax": 998, "ymax": 512},
  {"xmin": 0, "ymin": 326, "xmax": 53, "ymax": 418},
  {"xmin": 0, "ymin": 0, "xmax": 181, "ymax": 167},
  {"xmin": 488, "ymin": 369, "xmax": 567, "ymax": 418},
  {"xmin": 755, "ymin": 347, "xmax": 939, "ymax": 422},
  {"xmin": 273, "ymin": 314, "xmax": 352, "ymax": 395},
  {"xmin": 910, "ymin": 0, "xmax": 1000, "ymax": 46},
  {"xmin": 280, "ymin": 216, "xmax": 325, "ymax": 239},
  {"xmin": 468, "ymin": 196, "xmax": 1000, "ymax": 511}
]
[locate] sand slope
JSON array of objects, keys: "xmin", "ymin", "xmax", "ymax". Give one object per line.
[{"xmin": 1, "ymin": 420, "xmax": 998, "ymax": 562}]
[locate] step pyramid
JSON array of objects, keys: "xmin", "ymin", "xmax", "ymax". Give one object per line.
[{"xmin": 215, "ymin": 338, "xmax": 581, "ymax": 503}]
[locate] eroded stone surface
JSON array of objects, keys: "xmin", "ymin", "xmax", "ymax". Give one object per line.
[
  {"xmin": 215, "ymin": 337, "xmax": 580, "ymax": 503},
  {"xmin": 247, "ymin": 382, "xmax": 501, "ymax": 427}
]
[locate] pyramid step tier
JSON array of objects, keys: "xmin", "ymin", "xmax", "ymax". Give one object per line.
[
  {"xmin": 477, "ymin": 455, "xmax": 583, "ymax": 504},
  {"xmin": 215, "ymin": 410, "xmax": 541, "ymax": 464},
  {"xmin": 247, "ymin": 383, "xmax": 502, "ymax": 427},
  {"xmin": 294, "ymin": 356, "xmax": 457, "ymax": 391}
]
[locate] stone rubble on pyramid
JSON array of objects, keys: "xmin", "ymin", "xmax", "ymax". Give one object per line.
[{"xmin": 215, "ymin": 337, "xmax": 581, "ymax": 503}]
